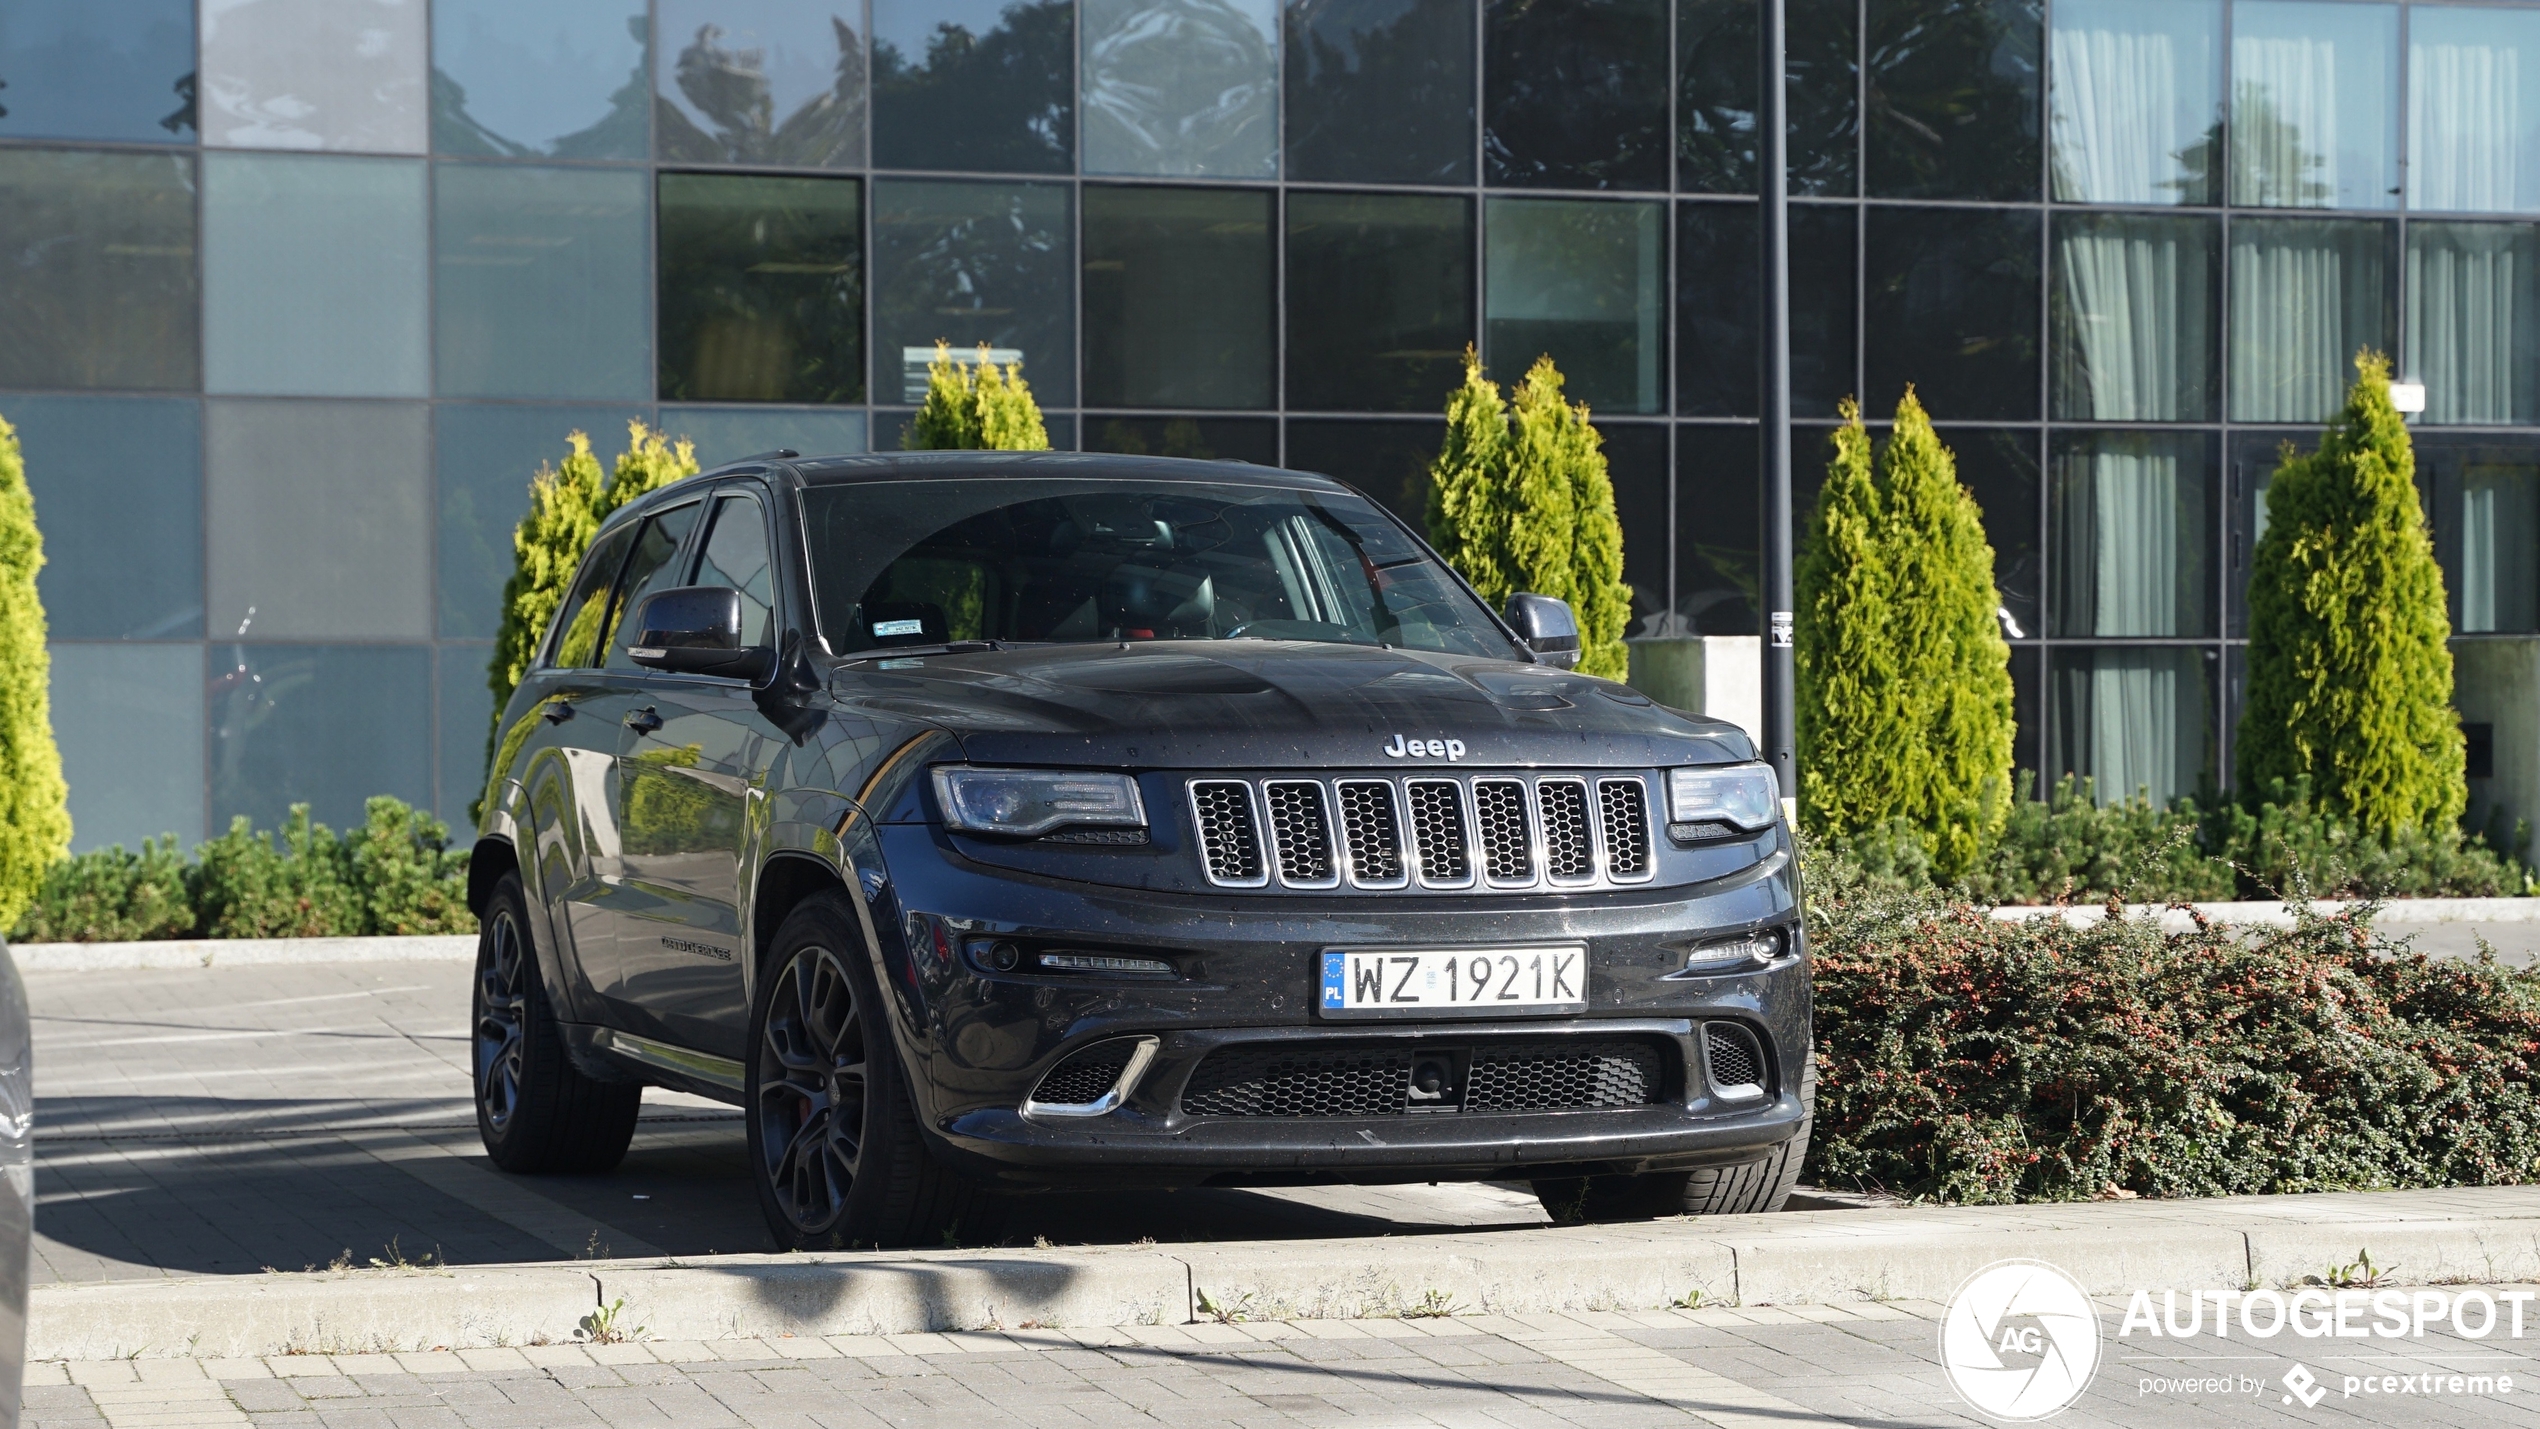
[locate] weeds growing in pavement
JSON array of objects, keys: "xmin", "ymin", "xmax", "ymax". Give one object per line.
[
  {"xmin": 1404, "ymin": 1289, "xmax": 1461, "ymax": 1318},
  {"xmin": 578, "ymin": 1298, "xmax": 643, "ymax": 1345},
  {"xmin": 2309, "ymin": 1250, "xmax": 2397, "ymax": 1289}
]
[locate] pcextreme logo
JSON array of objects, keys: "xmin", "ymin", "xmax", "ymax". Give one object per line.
[{"xmin": 1940, "ymin": 1260, "xmax": 2105, "ymax": 1421}]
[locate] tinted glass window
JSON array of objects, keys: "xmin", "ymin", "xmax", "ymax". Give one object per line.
[
  {"xmin": 207, "ymin": 398, "xmax": 431, "ymax": 642},
  {"xmin": 1866, "ymin": 0, "xmax": 2042, "ymax": 201},
  {"xmin": 435, "ymin": 164, "xmax": 650, "ymax": 400},
  {"xmin": 2408, "ymin": 221, "xmax": 2540, "ymax": 426},
  {"xmin": 872, "ymin": 179, "xmax": 1075, "ymax": 407},
  {"xmin": 2231, "ymin": 1, "xmax": 2396, "ymax": 210},
  {"xmin": 1676, "ymin": 0, "xmax": 1860, "ymax": 196},
  {"xmin": 697, "ymin": 492, "xmax": 778, "ymax": 649},
  {"xmin": 1486, "ymin": 198, "xmax": 1665, "ymax": 415},
  {"xmin": 604, "ymin": 504, "xmax": 708, "ymax": 670},
  {"xmin": 1942, "ymin": 425, "xmax": 2042, "ymax": 641},
  {"xmin": 2049, "ymin": 430, "xmax": 2216, "ymax": 639},
  {"xmin": 1485, "ymin": 0, "xmax": 1667, "ymax": 191},
  {"xmin": 1084, "ymin": 186, "xmax": 1275, "ymax": 410},
  {"xmin": 1675, "ymin": 424, "xmax": 1758, "ymax": 636},
  {"xmin": 655, "ymin": 0, "xmax": 866, "ymax": 167},
  {"xmin": 1603, "ymin": 423, "xmax": 1670, "ymax": 634},
  {"xmin": 438, "ymin": 404, "xmax": 652, "ymax": 640},
  {"xmin": 52, "ymin": 644, "xmax": 203, "ymax": 849},
  {"xmin": 7, "ymin": 395, "xmax": 202, "ymax": 641},
  {"xmin": 210, "ymin": 644, "xmax": 432, "ymax": 833},
  {"xmin": 658, "ymin": 406, "xmax": 869, "ymax": 465},
  {"xmin": 1677, "ymin": 201, "xmax": 1858, "ymax": 421},
  {"xmin": 0, "ymin": 0, "xmax": 195, "ymax": 143},
  {"xmin": 2227, "ymin": 217, "xmax": 2393, "ymax": 424},
  {"xmin": 658, "ymin": 172, "xmax": 863, "ymax": 405},
  {"xmin": 2408, "ymin": 4, "xmax": 2540, "ymax": 214},
  {"xmin": 2048, "ymin": 0, "xmax": 2219, "ymax": 205},
  {"xmin": 1085, "ymin": 0, "xmax": 1279, "ymax": 177},
  {"xmin": 2420, "ymin": 436, "xmax": 2540, "ymax": 634},
  {"xmin": 1865, "ymin": 205, "xmax": 2041, "ymax": 420},
  {"xmin": 202, "ymin": 0, "xmax": 426, "ymax": 153},
  {"xmin": 1285, "ymin": 0, "xmax": 1475, "ymax": 185},
  {"xmin": 871, "ymin": 0, "xmax": 1072, "ymax": 173},
  {"xmin": 2047, "ymin": 645, "xmax": 2215, "ymax": 807},
  {"xmin": 1282, "ymin": 418, "xmax": 1448, "ymax": 527},
  {"xmin": 1287, "ymin": 192, "xmax": 1474, "ymax": 412},
  {"xmin": 436, "ymin": 648, "xmax": 495, "ymax": 825},
  {"xmin": 0, "ymin": 149, "xmax": 198, "ymax": 392},
  {"xmin": 431, "ymin": 0, "xmax": 648, "ymax": 159},
  {"xmin": 203, "ymin": 153, "xmax": 429, "ymax": 398},
  {"xmin": 2050, "ymin": 211, "xmax": 2217, "ymax": 422},
  {"xmin": 550, "ymin": 524, "xmax": 640, "ymax": 669},
  {"xmin": 1087, "ymin": 417, "xmax": 1280, "ymax": 466},
  {"xmin": 804, "ymin": 479, "xmax": 1511, "ymax": 658}
]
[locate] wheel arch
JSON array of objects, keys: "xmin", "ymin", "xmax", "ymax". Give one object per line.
[
  {"xmin": 467, "ymin": 835, "xmax": 519, "ymax": 917},
  {"xmin": 753, "ymin": 851, "xmax": 849, "ymax": 974}
]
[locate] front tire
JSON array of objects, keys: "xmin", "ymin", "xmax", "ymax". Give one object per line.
[
  {"xmin": 473, "ymin": 873, "xmax": 641, "ymax": 1173},
  {"xmin": 1535, "ymin": 1069, "xmax": 1815, "ymax": 1223}
]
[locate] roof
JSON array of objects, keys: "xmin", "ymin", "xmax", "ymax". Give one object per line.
[{"xmin": 782, "ymin": 450, "xmax": 1352, "ymax": 492}]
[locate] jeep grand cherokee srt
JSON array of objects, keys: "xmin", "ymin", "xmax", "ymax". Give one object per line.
[{"xmin": 468, "ymin": 451, "xmax": 1811, "ymax": 1248}]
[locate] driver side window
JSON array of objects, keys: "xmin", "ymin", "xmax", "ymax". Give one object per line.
[
  {"xmin": 695, "ymin": 492, "xmax": 776, "ymax": 650},
  {"xmin": 601, "ymin": 502, "xmax": 703, "ymax": 671}
]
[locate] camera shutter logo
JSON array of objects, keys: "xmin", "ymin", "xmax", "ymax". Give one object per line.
[{"xmin": 1940, "ymin": 1260, "xmax": 2103, "ymax": 1420}]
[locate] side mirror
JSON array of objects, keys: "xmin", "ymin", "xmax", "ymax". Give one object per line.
[
  {"xmin": 1504, "ymin": 592, "xmax": 1581, "ymax": 670},
  {"xmin": 630, "ymin": 587, "xmax": 771, "ymax": 679}
]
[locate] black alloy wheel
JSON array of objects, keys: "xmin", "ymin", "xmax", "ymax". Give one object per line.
[
  {"xmin": 473, "ymin": 903, "xmax": 530, "ymax": 1133},
  {"xmin": 471, "ymin": 871, "xmax": 642, "ymax": 1173},
  {"xmin": 754, "ymin": 942, "xmax": 868, "ymax": 1239}
]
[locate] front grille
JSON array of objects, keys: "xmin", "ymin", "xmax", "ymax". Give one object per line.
[
  {"xmin": 1187, "ymin": 773, "xmax": 1657, "ymax": 892},
  {"xmin": 1031, "ymin": 1040, "xmax": 1139, "ymax": 1107},
  {"xmin": 1704, "ymin": 1022, "xmax": 1766, "ymax": 1092},
  {"xmin": 1181, "ymin": 1038, "xmax": 1667, "ymax": 1118}
]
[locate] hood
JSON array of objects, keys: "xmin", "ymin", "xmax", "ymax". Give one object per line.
[{"xmin": 825, "ymin": 640, "xmax": 1754, "ymax": 770}]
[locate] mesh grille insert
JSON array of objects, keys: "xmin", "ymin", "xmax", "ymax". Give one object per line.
[
  {"xmin": 1704, "ymin": 1022, "xmax": 1765, "ymax": 1091},
  {"xmin": 1538, "ymin": 780, "xmax": 1594, "ymax": 881},
  {"xmin": 1598, "ymin": 779, "xmax": 1652, "ymax": 878},
  {"xmin": 1263, "ymin": 781, "xmax": 1336, "ymax": 885},
  {"xmin": 1335, "ymin": 781, "xmax": 1406, "ymax": 886},
  {"xmin": 1473, "ymin": 779, "xmax": 1533, "ymax": 883},
  {"xmin": 1405, "ymin": 781, "xmax": 1471, "ymax": 884},
  {"xmin": 1182, "ymin": 1046, "xmax": 1412, "ymax": 1118},
  {"xmin": 1181, "ymin": 1038, "xmax": 1668, "ymax": 1117},
  {"xmin": 1467, "ymin": 1039, "xmax": 1663, "ymax": 1112},
  {"xmin": 1032, "ymin": 1040, "xmax": 1138, "ymax": 1107},
  {"xmin": 1190, "ymin": 781, "xmax": 1263, "ymax": 884}
]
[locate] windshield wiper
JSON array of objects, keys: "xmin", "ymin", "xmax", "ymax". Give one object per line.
[{"xmin": 837, "ymin": 639, "xmax": 1008, "ymax": 664}]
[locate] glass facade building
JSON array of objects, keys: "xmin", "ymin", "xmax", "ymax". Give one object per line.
[{"xmin": 4, "ymin": 0, "xmax": 2538, "ymax": 848}]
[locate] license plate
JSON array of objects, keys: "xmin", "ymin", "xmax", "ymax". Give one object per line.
[{"xmin": 1318, "ymin": 945, "xmax": 1588, "ymax": 1020}]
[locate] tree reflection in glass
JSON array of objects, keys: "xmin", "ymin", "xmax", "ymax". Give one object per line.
[
  {"xmin": 655, "ymin": 0, "xmax": 867, "ymax": 167},
  {"xmin": 871, "ymin": 0, "xmax": 1073, "ymax": 173},
  {"xmin": 1083, "ymin": 0, "xmax": 1278, "ymax": 177}
]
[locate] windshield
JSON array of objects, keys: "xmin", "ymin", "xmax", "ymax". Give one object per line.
[{"xmin": 802, "ymin": 478, "xmax": 1518, "ymax": 660}]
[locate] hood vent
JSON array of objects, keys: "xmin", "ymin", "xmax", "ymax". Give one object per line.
[{"xmin": 1188, "ymin": 772, "xmax": 1657, "ymax": 893}]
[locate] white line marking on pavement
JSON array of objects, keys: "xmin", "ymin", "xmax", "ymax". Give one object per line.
[{"xmin": 32, "ymin": 985, "xmax": 434, "ymax": 1020}]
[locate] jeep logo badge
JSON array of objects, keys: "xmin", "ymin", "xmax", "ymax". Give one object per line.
[{"xmin": 1383, "ymin": 733, "xmax": 1465, "ymax": 761}]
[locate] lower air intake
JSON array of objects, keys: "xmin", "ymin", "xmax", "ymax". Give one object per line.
[
  {"xmin": 1180, "ymin": 1039, "xmax": 1668, "ymax": 1118},
  {"xmin": 1031, "ymin": 1040, "xmax": 1140, "ymax": 1107},
  {"xmin": 1703, "ymin": 1022, "xmax": 1766, "ymax": 1093}
]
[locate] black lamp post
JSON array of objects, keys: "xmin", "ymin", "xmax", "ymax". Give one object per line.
[{"xmin": 1759, "ymin": 0, "xmax": 1796, "ymax": 815}]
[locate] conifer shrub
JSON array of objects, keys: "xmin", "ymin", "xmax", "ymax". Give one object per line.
[
  {"xmin": 904, "ymin": 342, "xmax": 1051, "ymax": 451},
  {"xmin": 2239, "ymin": 353, "xmax": 2466, "ymax": 833},
  {"xmin": 1795, "ymin": 406, "xmax": 1900, "ymax": 842},
  {"xmin": 0, "ymin": 413, "xmax": 71, "ymax": 930},
  {"xmin": 11, "ymin": 837, "xmax": 193, "ymax": 943}
]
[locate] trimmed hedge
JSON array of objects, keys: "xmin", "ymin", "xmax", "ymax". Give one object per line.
[{"xmin": 1804, "ymin": 848, "xmax": 2540, "ymax": 1203}]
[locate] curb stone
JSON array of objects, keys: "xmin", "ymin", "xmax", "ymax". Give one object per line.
[{"xmin": 10, "ymin": 935, "xmax": 476, "ymax": 971}]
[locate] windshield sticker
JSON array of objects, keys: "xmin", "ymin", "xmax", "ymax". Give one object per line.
[{"xmin": 872, "ymin": 618, "xmax": 925, "ymax": 637}]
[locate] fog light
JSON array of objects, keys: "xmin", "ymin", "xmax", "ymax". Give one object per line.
[
  {"xmin": 1682, "ymin": 928, "xmax": 1784, "ymax": 974},
  {"xmin": 987, "ymin": 941, "xmax": 1021, "ymax": 972}
]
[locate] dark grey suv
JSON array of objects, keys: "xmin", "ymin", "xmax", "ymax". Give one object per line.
[{"xmin": 470, "ymin": 452, "xmax": 1810, "ymax": 1248}]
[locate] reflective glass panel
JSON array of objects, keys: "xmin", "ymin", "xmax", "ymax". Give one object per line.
[
  {"xmin": 2009, "ymin": 643, "xmax": 2041, "ymax": 785},
  {"xmin": 658, "ymin": 173, "xmax": 863, "ymax": 406},
  {"xmin": 1675, "ymin": 424, "xmax": 1757, "ymax": 636},
  {"xmin": 1284, "ymin": 418, "xmax": 1449, "ymax": 528},
  {"xmin": 1677, "ymin": 0, "xmax": 1859, "ymax": 196},
  {"xmin": 1941, "ymin": 426, "xmax": 2042, "ymax": 641},
  {"xmin": 1085, "ymin": 0, "xmax": 1279, "ymax": 177},
  {"xmin": 603, "ymin": 503, "xmax": 707, "ymax": 671},
  {"xmin": 2227, "ymin": 217, "xmax": 2393, "ymax": 423},
  {"xmin": 1287, "ymin": 192, "xmax": 1474, "ymax": 413},
  {"xmin": 2047, "ymin": 0, "xmax": 2219, "ymax": 205},
  {"xmin": 872, "ymin": 0, "xmax": 1073, "ymax": 173},
  {"xmin": 1486, "ymin": 198, "xmax": 1665, "ymax": 415},
  {"xmin": 7, "ymin": 395, "xmax": 202, "ymax": 641},
  {"xmin": 698, "ymin": 491, "xmax": 777, "ymax": 649},
  {"xmin": 1087, "ymin": 417, "xmax": 1279, "ymax": 464},
  {"xmin": 51, "ymin": 644, "xmax": 204, "ymax": 850},
  {"xmin": 1864, "ymin": 205, "xmax": 2042, "ymax": 420},
  {"xmin": 1486, "ymin": 0, "xmax": 1667, "ymax": 191},
  {"xmin": 2050, "ymin": 211, "xmax": 2218, "ymax": 421},
  {"xmin": 1676, "ymin": 200, "xmax": 1856, "ymax": 420},
  {"xmin": 202, "ymin": 0, "xmax": 426, "ymax": 153},
  {"xmin": 204, "ymin": 154, "xmax": 429, "ymax": 398},
  {"xmin": 1084, "ymin": 186, "xmax": 1275, "ymax": 410},
  {"xmin": 0, "ymin": 0, "xmax": 195, "ymax": 143},
  {"xmin": 1600, "ymin": 423, "xmax": 1668, "ymax": 633},
  {"xmin": 435, "ymin": 164, "xmax": 650, "ymax": 400},
  {"xmin": 2410, "ymin": 4, "xmax": 2540, "ymax": 214},
  {"xmin": 0, "ymin": 150, "xmax": 198, "ymax": 392},
  {"xmin": 2226, "ymin": 428, "xmax": 2310, "ymax": 638},
  {"xmin": 1866, "ymin": 0, "xmax": 2043, "ymax": 201},
  {"xmin": 2407, "ymin": 222, "xmax": 2540, "ymax": 427},
  {"xmin": 208, "ymin": 399, "xmax": 430, "ymax": 642},
  {"xmin": 2047, "ymin": 646, "xmax": 2214, "ymax": 807},
  {"xmin": 871, "ymin": 179, "xmax": 1075, "ymax": 407},
  {"xmin": 656, "ymin": 0, "xmax": 866, "ymax": 167},
  {"xmin": 432, "ymin": 0, "xmax": 647, "ymax": 159},
  {"xmin": 436, "ymin": 405, "xmax": 651, "ymax": 639},
  {"xmin": 2049, "ymin": 430, "xmax": 2216, "ymax": 639},
  {"xmin": 2231, "ymin": 2, "xmax": 2397, "ymax": 210},
  {"xmin": 435, "ymin": 645, "xmax": 494, "ymax": 825},
  {"xmin": 658, "ymin": 406, "xmax": 868, "ymax": 465},
  {"xmin": 209, "ymin": 644, "xmax": 432, "ymax": 833},
  {"xmin": 1284, "ymin": 0, "xmax": 1475, "ymax": 184},
  {"xmin": 2420, "ymin": 436, "xmax": 2540, "ymax": 635}
]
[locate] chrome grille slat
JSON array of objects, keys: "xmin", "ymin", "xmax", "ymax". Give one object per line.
[
  {"xmin": 1188, "ymin": 780, "xmax": 1267, "ymax": 887},
  {"xmin": 1262, "ymin": 780, "xmax": 1339, "ymax": 888},
  {"xmin": 1187, "ymin": 773, "xmax": 1654, "ymax": 892}
]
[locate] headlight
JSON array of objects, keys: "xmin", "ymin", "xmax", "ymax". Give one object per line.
[
  {"xmin": 933, "ymin": 767, "xmax": 1147, "ymax": 838},
  {"xmin": 1667, "ymin": 761, "xmax": 1780, "ymax": 831}
]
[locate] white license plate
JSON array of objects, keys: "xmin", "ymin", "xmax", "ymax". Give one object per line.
[{"xmin": 1318, "ymin": 945, "xmax": 1588, "ymax": 1020}]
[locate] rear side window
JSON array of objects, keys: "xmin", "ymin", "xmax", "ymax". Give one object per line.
[
  {"xmin": 601, "ymin": 502, "xmax": 704, "ymax": 671},
  {"xmin": 695, "ymin": 491, "xmax": 776, "ymax": 649},
  {"xmin": 546, "ymin": 524, "xmax": 637, "ymax": 669}
]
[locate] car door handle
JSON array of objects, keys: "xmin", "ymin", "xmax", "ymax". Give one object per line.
[
  {"xmin": 624, "ymin": 706, "xmax": 663, "ymax": 735},
  {"xmin": 542, "ymin": 701, "xmax": 574, "ymax": 724}
]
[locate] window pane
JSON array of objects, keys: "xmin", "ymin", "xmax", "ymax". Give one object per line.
[
  {"xmin": 1284, "ymin": 0, "xmax": 1475, "ymax": 185},
  {"xmin": 1675, "ymin": 424, "xmax": 1757, "ymax": 636},
  {"xmin": 210, "ymin": 644, "xmax": 431, "ymax": 833},
  {"xmin": 1087, "ymin": 416, "xmax": 1278, "ymax": 464},
  {"xmin": 203, "ymin": 0, "xmax": 426, "ymax": 153},
  {"xmin": 1284, "ymin": 418, "xmax": 1448, "ymax": 529},
  {"xmin": 436, "ymin": 404, "xmax": 651, "ymax": 639},
  {"xmin": 2421, "ymin": 436, "xmax": 2540, "ymax": 635},
  {"xmin": 2047, "ymin": 0, "xmax": 2219, "ymax": 205},
  {"xmin": 431, "ymin": 0, "xmax": 648, "ymax": 159},
  {"xmin": 1678, "ymin": 0, "xmax": 1862, "ymax": 197},
  {"xmin": 0, "ymin": 149, "xmax": 198, "ymax": 392},
  {"xmin": 698, "ymin": 493, "xmax": 776, "ymax": 648},
  {"xmin": 872, "ymin": 0, "xmax": 1072, "ymax": 173},
  {"xmin": 1940, "ymin": 427, "xmax": 2042, "ymax": 642},
  {"xmin": 2409, "ymin": 4, "xmax": 2540, "ymax": 214},
  {"xmin": 658, "ymin": 173, "xmax": 862, "ymax": 406},
  {"xmin": 1084, "ymin": 186, "xmax": 1275, "ymax": 410},
  {"xmin": 1084, "ymin": 0, "xmax": 1278, "ymax": 177},
  {"xmin": 1486, "ymin": 0, "xmax": 1667, "ymax": 191},
  {"xmin": 52, "ymin": 644, "xmax": 205, "ymax": 849},
  {"xmin": 1605, "ymin": 424, "xmax": 1670, "ymax": 634},
  {"xmin": 2009, "ymin": 643, "xmax": 2041, "ymax": 786},
  {"xmin": 435, "ymin": 164, "xmax": 650, "ymax": 400},
  {"xmin": 655, "ymin": 0, "xmax": 867, "ymax": 167},
  {"xmin": 209, "ymin": 399, "xmax": 431, "ymax": 641},
  {"xmin": 2047, "ymin": 645, "xmax": 2215, "ymax": 807},
  {"xmin": 0, "ymin": 0, "xmax": 194, "ymax": 143},
  {"xmin": 1287, "ymin": 191, "xmax": 1473, "ymax": 413},
  {"xmin": 2408, "ymin": 222, "xmax": 2540, "ymax": 426},
  {"xmin": 1676, "ymin": 201, "xmax": 1855, "ymax": 419},
  {"xmin": 7, "ymin": 395, "xmax": 202, "ymax": 641},
  {"xmin": 435, "ymin": 645, "xmax": 494, "ymax": 825},
  {"xmin": 658, "ymin": 405, "xmax": 868, "ymax": 465},
  {"xmin": 2227, "ymin": 217, "xmax": 2392, "ymax": 423},
  {"xmin": 2049, "ymin": 430, "xmax": 2216, "ymax": 638},
  {"xmin": 1867, "ymin": 0, "xmax": 2043, "ymax": 201},
  {"xmin": 2226, "ymin": 428, "xmax": 2309, "ymax": 638},
  {"xmin": 1865, "ymin": 205, "xmax": 2042, "ymax": 421},
  {"xmin": 1486, "ymin": 198, "xmax": 1664, "ymax": 415},
  {"xmin": 872, "ymin": 179, "xmax": 1075, "ymax": 407},
  {"xmin": 2231, "ymin": 2, "xmax": 2397, "ymax": 210},
  {"xmin": 2050, "ymin": 211, "xmax": 2217, "ymax": 421},
  {"xmin": 204, "ymin": 154, "xmax": 429, "ymax": 397},
  {"xmin": 552, "ymin": 524, "xmax": 638, "ymax": 668},
  {"xmin": 603, "ymin": 504, "xmax": 707, "ymax": 670}
]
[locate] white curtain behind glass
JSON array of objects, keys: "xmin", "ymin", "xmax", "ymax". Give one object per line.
[
  {"xmin": 2058, "ymin": 651, "xmax": 2198, "ymax": 806},
  {"xmin": 2409, "ymin": 8, "xmax": 2540, "ymax": 213},
  {"xmin": 2048, "ymin": 0, "xmax": 2217, "ymax": 204},
  {"xmin": 2057, "ymin": 218, "xmax": 2200, "ymax": 419},
  {"xmin": 2057, "ymin": 447, "xmax": 2179, "ymax": 636},
  {"xmin": 2230, "ymin": 224, "xmax": 2380, "ymax": 422},
  {"xmin": 2233, "ymin": 35, "xmax": 2340, "ymax": 206},
  {"xmin": 2462, "ymin": 464, "xmax": 2540, "ymax": 631},
  {"xmin": 2407, "ymin": 225, "xmax": 2537, "ymax": 424}
]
